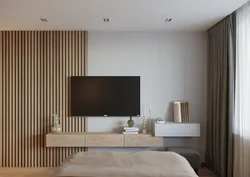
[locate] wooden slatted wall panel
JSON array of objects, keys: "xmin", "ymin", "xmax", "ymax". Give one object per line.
[{"xmin": 0, "ymin": 31, "xmax": 86, "ymax": 167}]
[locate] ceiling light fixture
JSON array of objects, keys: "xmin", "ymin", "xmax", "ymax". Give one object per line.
[
  {"xmin": 103, "ymin": 18, "xmax": 110, "ymax": 22},
  {"xmin": 165, "ymin": 18, "xmax": 172, "ymax": 22},
  {"xmin": 40, "ymin": 17, "xmax": 48, "ymax": 22}
]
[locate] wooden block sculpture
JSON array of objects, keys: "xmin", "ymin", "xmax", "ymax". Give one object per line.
[{"xmin": 173, "ymin": 101, "xmax": 189, "ymax": 122}]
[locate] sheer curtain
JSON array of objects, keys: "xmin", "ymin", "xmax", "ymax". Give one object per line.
[{"xmin": 234, "ymin": 2, "xmax": 250, "ymax": 177}]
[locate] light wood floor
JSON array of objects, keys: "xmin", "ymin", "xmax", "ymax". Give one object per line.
[{"xmin": 0, "ymin": 168, "xmax": 216, "ymax": 177}]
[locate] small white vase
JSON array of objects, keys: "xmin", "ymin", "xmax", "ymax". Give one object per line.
[{"xmin": 52, "ymin": 122, "xmax": 62, "ymax": 133}]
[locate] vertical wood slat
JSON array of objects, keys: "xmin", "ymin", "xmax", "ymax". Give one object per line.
[
  {"xmin": 84, "ymin": 31, "xmax": 88, "ymax": 135},
  {"xmin": 83, "ymin": 31, "xmax": 88, "ymax": 152},
  {"xmin": 0, "ymin": 32, "xmax": 2, "ymax": 167},
  {"xmin": 2, "ymin": 32, "xmax": 5, "ymax": 166},
  {"xmin": 10, "ymin": 31, "xmax": 14, "ymax": 167},
  {"xmin": 18, "ymin": 31, "xmax": 22, "ymax": 167},
  {"xmin": 0, "ymin": 31, "xmax": 86, "ymax": 167},
  {"xmin": 15, "ymin": 32, "xmax": 18, "ymax": 167},
  {"xmin": 37, "ymin": 31, "xmax": 41, "ymax": 167},
  {"xmin": 6, "ymin": 32, "xmax": 9, "ymax": 167}
]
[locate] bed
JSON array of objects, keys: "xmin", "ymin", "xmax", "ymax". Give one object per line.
[{"xmin": 57, "ymin": 151, "xmax": 198, "ymax": 177}]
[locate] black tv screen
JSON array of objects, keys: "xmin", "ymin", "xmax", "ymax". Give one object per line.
[{"xmin": 71, "ymin": 76, "xmax": 140, "ymax": 117}]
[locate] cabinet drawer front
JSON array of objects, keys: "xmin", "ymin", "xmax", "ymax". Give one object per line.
[
  {"xmin": 46, "ymin": 134, "xmax": 86, "ymax": 147},
  {"xmin": 124, "ymin": 134, "xmax": 163, "ymax": 147},
  {"xmin": 86, "ymin": 134, "xmax": 124, "ymax": 147},
  {"xmin": 154, "ymin": 123, "xmax": 200, "ymax": 137}
]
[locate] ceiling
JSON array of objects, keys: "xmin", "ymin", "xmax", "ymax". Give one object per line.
[{"xmin": 0, "ymin": 0, "xmax": 248, "ymax": 31}]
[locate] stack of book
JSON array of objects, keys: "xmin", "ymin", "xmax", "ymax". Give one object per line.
[{"xmin": 123, "ymin": 127, "xmax": 139, "ymax": 134}]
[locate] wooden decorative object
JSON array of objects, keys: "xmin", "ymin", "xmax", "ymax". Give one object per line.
[{"xmin": 174, "ymin": 101, "xmax": 189, "ymax": 122}]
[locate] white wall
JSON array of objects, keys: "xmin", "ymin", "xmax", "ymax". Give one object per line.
[{"xmin": 87, "ymin": 32, "xmax": 207, "ymax": 161}]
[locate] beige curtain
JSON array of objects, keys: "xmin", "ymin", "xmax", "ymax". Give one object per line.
[{"xmin": 205, "ymin": 16, "xmax": 234, "ymax": 177}]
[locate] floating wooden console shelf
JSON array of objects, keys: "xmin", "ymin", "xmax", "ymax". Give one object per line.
[{"xmin": 46, "ymin": 132, "xmax": 163, "ymax": 147}]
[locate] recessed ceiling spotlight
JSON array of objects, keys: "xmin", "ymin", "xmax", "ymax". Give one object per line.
[
  {"xmin": 103, "ymin": 18, "xmax": 110, "ymax": 22},
  {"xmin": 40, "ymin": 17, "xmax": 48, "ymax": 22},
  {"xmin": 165, "ymin": 18, "xmax": 172, "ymax": 22}
]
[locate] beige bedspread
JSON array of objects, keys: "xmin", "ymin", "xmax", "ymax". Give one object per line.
[{"xmin": 57, "ymin": 151, "xmax": 198, "ymax": 177}]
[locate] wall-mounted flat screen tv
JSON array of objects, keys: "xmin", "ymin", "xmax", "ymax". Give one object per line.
[{"xmin": 71, "ymin": 76, "xmax": 140, "ymax": 117}]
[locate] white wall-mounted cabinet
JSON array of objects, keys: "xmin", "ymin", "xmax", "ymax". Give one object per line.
[{"xmin": 153, "ymin": 121, "xmax": 200, "ymax": 137}]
